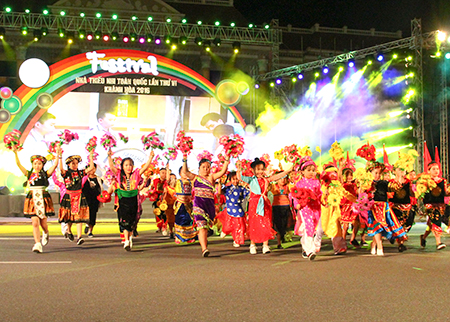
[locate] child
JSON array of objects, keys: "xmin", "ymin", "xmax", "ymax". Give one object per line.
[
  {"xmin": 82, "ymin": 164, "xmax": 102, "ymax": 238},
  {"xmin": 181, "ymin": 155, "xmax": 230, "ymax": 257},
  {"xmin": 289, "ymin": 157, "xmax": 322, "ymax": 260},
  {"xmin": 218, "ymin": 171, "xmax": 250, "ymax": 247},
  {"xmin": 163, "ymin": 172, "xmax": 177, "ymax": 239},
  {"xmin": 269, "ymin": 172, "xmax": 293, "ymax": 249},
  {"xmin": 107, "ymin": 150, "xmax": 154, "ymax": 251},
  {"xmin": 367, "ymin": 161, "xmax": 406, "ymax": 256},
  {"xmin": 420, "ymin": 161, "xmax": 448, "ymax": 250},
  {"xmin": 173, "ymin": 167, "xmax": 197, "ymax": 244},
  {"xmin": 151, "ymin": 167, "xmax": 168, "ymax": 234},
  {"xmin": 340, "ymin": 168, "xmax": 360, "ymax": 247},
  {"xmin": 237, "ymin": 158, "xmax": 293, "ymax": 255},
  {"xmin": 14, "ymin": 147, "xmax": 60, "ymax": 253},
  {"xmin": 59, "ymin": 151, "xmax": 95, "ymax": 245}
]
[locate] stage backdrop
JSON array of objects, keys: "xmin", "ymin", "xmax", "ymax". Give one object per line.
[{"xmin": 0, "ymin": 49, "xmax": 247, "ymax": 192}]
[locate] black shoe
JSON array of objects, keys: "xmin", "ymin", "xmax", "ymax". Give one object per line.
[
  {"xmin": 302, "ymin": 251, "xmax": 308, "ymax": 259},
  {"xmin": 437, "ymin": 243, "xmax": 446, "ymax": 250},
  {"xmin": 202, "ymin": 249, "xmax": 210, "ymax": 257},
  {"xmin": 308, "ymin": 253, "xmax": 316, "ymax": 261},
  {"xmin": 277, "ymin": 244, "xmax": 282, "ymax": 249},
  {"xmin": 84, "ymin": 225, "xmax": 89, "ymax": 234},
  {"xmin": 133, "ymin": 230, "xmax": 138, "ymax": 237},
  {"xmin": 68, "ymin": 233, "xmax": 74, "ymax": 242},
  {"xmin": 170, "ymin": 233, "xmax": 175, "ymax": 239},
  {"xmin": 420, "ymin": 235, "xmax": 426, "ymax": 248},
  {"xmin": 207, "ymin": 229, "xmax": 214, "ymax": 237},
  {"xmin": 350, "ymin": 239, "xmax": 360, "ymax": 248},
  {"xmin": 389, "ymin": 237, "xmax": 395, "ymax": 244},
  {"xmin": 398, "ymin": 244, "xmax": 407, "ymax": 252},
  {"xmin": 77, "ymin": 238, "xmax": 84, "ymax": 245}
]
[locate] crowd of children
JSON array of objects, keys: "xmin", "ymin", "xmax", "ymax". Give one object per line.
[{"xmin": 11, "ymin": 137, "xmax": 450, "ymax": 260}]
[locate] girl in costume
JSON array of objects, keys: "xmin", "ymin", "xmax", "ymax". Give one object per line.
[
  {"xmin": 59, "ymin": 151, "xmax": 95, "ymax": 245},
  {"xmin": 320, "ymin": 166, "xmax": 347, "ymax": 255},
  {"xmin": 419, "ymin": 162, "xmax": 448, "ymax": 250},
  {"xmin": 173, "ymin": 167, "xmax": 197, "ymax": 244},
  {"xmin": 237, "ymin": 158, "xmax": 293, "ymax": 255},
  {"xmin": 217, "ymin": 171, "xmax": 250, "ymax": 247},
  {"xmin": 181, "ymin": 155, "xmax": 230, "ymax": 257},
  {"xmin": 366, "ymin": 161, "xmax": 407, "ymax": 256},
  {"xmin": 82, "ymin": 163, "xmax": 102, "ymax": 238},
  {"xmin": 162, "ymin": 172, "xmax": 177, "ymax": 239},
  {"xmin": 269, "ymin": 172, "xmax": 293, "ymax": 249},
  {"xmin": 13, "ymin": 147, "xmax": 60, "ymax": 253},
  {"xmin": 289, "ymin": 157, "xmax": 322, "ymax": 260},
  {"xmin": 107, "ymin": 150, "xmax": 155, "ymax": 251},
  {"xmin": 340, "ymin": 168, "xmax": 361, "ymax": 248}
]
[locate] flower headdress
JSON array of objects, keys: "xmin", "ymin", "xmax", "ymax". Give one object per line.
[{"xmin": 31, "ymin": 155, "xmax": 47, "ymax": 165}]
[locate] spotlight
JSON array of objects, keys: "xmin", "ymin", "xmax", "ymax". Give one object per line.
[
  {"xmin": 230, "ymin": 22, "xmax": 236, "ymax": 27},
  {"xmin": 445, "ymin": 52, "xmax": 450, "ymax": 60},
  {"xmin": 248, "ymin": 23, "xmax": 254, "ymax": 28},
  {"xmin": 86, "ymin": 33, "xmax": 94, "ymax": 41},
  {"xmin": 275, "ymin": 78, "xmax": 282, "ymax": 85},
  {"xmin": 197, "ymin": 21, "xmax": 202, "ymax": 25},
  {"xmin": 291, "ymin": 76, "xmax": 297, "ymax": 83},
  {"xmin": 67, "ymin": 31, "xmax": 75, "ymax": 44},
  {"xmin": 436, "ymin": 52, "xmax": 442, "ymax": 58},
  {"xmin": 25, "ymin": 9, "xmax": 30, "ymax": 14},
  {"xmin": 154, "ymin": 37, "xmax": 161, "ymax": 45},
  {"xmin": 195, "ymin": 37, "xmax": 203, "ymax": 45},
  {"xmin": 60, "ymin": 10, "xmax": 66, "ymax": 16},
  {"xmin": 21, "ymin": 27, "xmax": 28, "ymax": 36},
  {"xmin": 348, "ymin": 61, "xmax": 355, "ymax": 68},
  {"xmin": 130, "ymin": 33, "xmax": 137, "ymax": 42},
  {"xmin": 147, "ymin": 16, "xmax": 153, "ymax": 21},
  {"xmin": 212, "ymin": 37, "xmax": 221, "ymax": 46},
  {"xmin": 215, "ymin": 21, "xmax": 220, "ymax": 26},
  {"xmin": 122, "ymin": 35, "xmax": 129, "ymax": 43},
  {"xmin": 181, "ymin": 18, "xmax": 187, "ymax": 24},
  {"xmin": 322, "ymin": 66, "xmax": 329, "ymax": 74},
  {"xmin": 111, "ymin": 32, "xmax": 119, "ymax": 41},
  {"xmin": 138, "ymin": 35, "xmax": 145, "ymax": 44},
  {"xmin": 131, "ymin": 16, "xmax": 138, "ymax": 21},
  {"xmin": 41, "ymin": 28, "xmax": 48, "ymax": 36},
  {"xmin": 166, "ymin": 17, "xmax": 172, "ymax": 23},
  {"xmin": 437, "ymin": 30, "xmax": 447, "ymax": 42},
  {"xmin": 58, "ymin": 28, "xmax": 65, "ymax": 38},
  {"xmin": 269, "ymin": 81, "xmax": 275, "ymax": 87},
  {"xmin": 96, "ymin": 12, "xmax": 102, "ymax": 18},
  {"xmin": 180, "ymin": 36, "xmax": 187, "ymax": 45},
  {"xmin": 314, "ymin": 72, "xmax": 320, "ymax": 78},
  {"xmin": 171, "ymin": 38, "xmax": 178, "ymax": 50},
  {"xmin": 5, "ymin": 7, "xmax": 12, "ymax": 13},
  {"xmin": 264, "ymin": 24, "xmax": 270, "ymax": 29},
  {"xmin": 406, "ymin": 56, "xmax": 413, "ymax": 61},
  {"xmin": 393, "ymin": 53, "xmax": 398, "ymax": 59},
  {"xmin": 367, "ymin": 60, "xmax": 373, "ymax": 65},
  {"xmin": 112, "ymin": 14, "xmax": 118, "ymax": 20},
  {"xmin": 94, "ymin": 31, "xmax": 101, "ymax": 40},
  {"xmin": 204, "ymin": 40, "xmax": 211, "ymax": 52},
  {"xmin": 146, "ymin": 34, "xmax": 153, "ymax": 42},
  {"xmin": 78, "ymin": 29, "xmax": 86, "ymax": 39},
  {"xmin": 80, "ymin": 12, "xmax": 85, "ymax": 18},
  {"xmin": 338, "ymin": 66, "xmax": 344, "ymax": 72},
  {"xmin": 164, "ymin": 35, "xmax": 171, "ymax": 44},
  {"xmin": 43, "ymin": 9, "xmax": 49, "ymax": 15},
  {"xmin": 232, "ymin": 41, "xmax": 241, "ymax": 54},
  {"xmin": 255, "ymin": 84, "xmax": 260, "ymax": 89},
  {"xmin": 376, "ymin": 53, "xmax": 384, "ymax": 61},
  {"xmin": 0, "ymin": 27, "xmax": 5, "ymax": 39},
  {"xmin": 297, "ymin": 73, "xmax": 304, "ymax": 80},
  {"xmin": 103, "ymin": 34, "xmax": 110, "ymax": 42},
  {"xmin": 33, "ymin": 29, "xmax": 41, "ymax": 41}
]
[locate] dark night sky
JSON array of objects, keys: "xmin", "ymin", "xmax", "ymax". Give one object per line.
[{"xmin": 3, "ymin": 0, "xmax": 450, "ymax": 34}]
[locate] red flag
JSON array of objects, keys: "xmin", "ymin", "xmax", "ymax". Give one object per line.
[
  {"xmin": 435, "ymin": 146, "xmax": 442, "ymax": 176},
  {"xmin": 423, "ymin": 141, "xmax": 432, "ymax": 173}
]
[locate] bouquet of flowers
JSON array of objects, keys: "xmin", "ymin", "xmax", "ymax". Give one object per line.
[
  {"xmin": 163, "ymin": 147, "xmax": 178, "ymax": 161},
  {"xmin": 103, "ymin": 169, "xmax": 117, "ymax": 186},
  {"xmin": 97, "ymin": 191, "xmax": 112, "ymax": 203},
  {"xmin": 3, "ymin": 129, "xmax": 23, "ymax": 151},
  {"xmin": 142, "ymin": 131, "xmax": 165, "ymax": 151},
  {"xmin": 354, "ymin": 168, "xmax": 374, "ymax": 190},
  {"xmin": 85, "ymin": 136, "xmax": 97, "ymax": 162},
  {"xmin": 415, "ymin": 174, "xmax": 437, "ymax": 199},
  {"xmin": 281, "ymin": 144, "xmax": 302, "ymax": 169},
  {"xmin": 326, "ymin": 180, "xmax": 346, "ymax": 207},
  {"xmin": 118, "ymin": 133, "xmax": 129, "ymax": 144},
  {"xmin": 290, "ymin": 187, "xmax": 317, "ymax": 209},
  {"xmin": 100, "ymin": 133, "xmax": 117, "ymax": 150},
  {"xmin": 239, "ymin": 159, "xmax": 254, "ymax": 177},
  {"xmin": 260, "ymin": 153, "xmax": 271, "ymax": 168},
  {"xmin": 329, "ymin": 141, "xmax": 345, "ymax": 161},
  {"xmin": 47, "ymin": 140, "xmax": 62, "ymax": 154},
  {"xmin": 298, "ymin": 146, "xmax": 313, "ymax": 157},
  {"xmin": 176, "ymin": 130, "xmax": 194, "ymax": 155},
  {"xmin": 197, "ymin": 150, "xmax": 214, "ymax": 162},
  {"xmin": 218, "ymin": 134, "xmax": 245, "ymax": 158},
  {"xmin": 356, "ymin": 143, "xmax": 376, "ymax": 162},
  {"xmin": 58, "ymin": 129, "xmax": 79, "ymax": 145}
]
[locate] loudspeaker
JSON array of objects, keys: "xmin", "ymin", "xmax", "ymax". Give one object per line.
[{"xmin": 0, "ymin": 186, "xmax": 11, "ymax": 195}]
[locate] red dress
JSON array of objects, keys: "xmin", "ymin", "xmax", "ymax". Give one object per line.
[
  {"xmin": 340, "ymin": 181, "xmax": 358, "ymax": 224},
  {"xmin": 247, "ymin": 177, "xmax": 276, "ymax": 243}
]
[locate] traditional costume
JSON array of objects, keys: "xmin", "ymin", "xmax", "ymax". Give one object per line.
[
  {"xmin": 192, "ymin": 176, "xmax": 216, "ymax": 229},
  {"xmin": 270, "ymin": 182, "xmax": 293, "ymax": 243},
  {"xmin": 174, "ymin": 178, "xmax": 197, "ymax": 243}
]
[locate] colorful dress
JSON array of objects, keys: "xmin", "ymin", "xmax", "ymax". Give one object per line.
[
  {"xmin": 192, "ymin": 176, "xmax": 216, "ymax": 229},
  {"xmin": 114, "ymin": 169, "xmax": 141, "ymax": 232},
  {"xmin": 164, "ymin": 185, "xmax": 177, "ymax": 229},
  {"xmin": 289, "ymin": 177, "xmax": 322, "ymax": 255},
  {"xmin": 152, "ymin": 177, "xmax": 168, "ymax": 231},
  {"xmin": 270, "ymin": 183, "xmax": 293, "ymax": 242},
  {"xmin": 340, "ymin": 181, "xmax": 358, "ymax": 224},
  {"xmin": 423, "ymin": 178, "xmax": 447, "ymax": 234},
  {"xmin": 174, "ymin": 178, "xmax": 197, "ymax": 243},
  {"xmin": 217, "ymin": 184, "xmax": 250, "ymax": 245},
  {"xmin": 59, "ymin": 169, "xmax": 89, "ymax": 223},
  {"xmin": 24, "ymin": 170, "xmax": 55, "ymax": 218},
  {"xmin": 367, "ymin": 180, "xmax": 406, "ymax": 240},
  {"xmin": 388, "ymin": 179, "xmax": 414, "ymax": 231},
  {"xmin": 241, "ymin": 176, "xmax": 276, "ymax": 243}
]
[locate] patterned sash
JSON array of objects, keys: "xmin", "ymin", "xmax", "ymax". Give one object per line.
[
  {"xmin": 67, "ymin": 190, "xmax": 82, "ymax": 215},
  {"xmin": 30, "ymin": 186, "xmax": 46, "ymax": 219}
]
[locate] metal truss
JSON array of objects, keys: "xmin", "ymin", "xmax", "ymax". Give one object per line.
[
  {"xmin": 0, "ymin": 11, "xmax": 279, "ymax": 45},
  {"xmin": 440, "ymin": 62, "xmax": 448, "ymax": 177},
  {"xmin": 254, "ymin": 36, "xmax": 417, "ymax": 81}
]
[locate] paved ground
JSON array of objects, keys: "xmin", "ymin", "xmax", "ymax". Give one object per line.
[{"xmin": 0, "ymin": 220, "xmax": 449, "ymax": 322}]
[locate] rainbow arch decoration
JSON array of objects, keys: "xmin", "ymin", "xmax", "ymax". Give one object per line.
[{"xmin": 0, "ymin": 49, "xmax": 246, "ymax": 139}]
